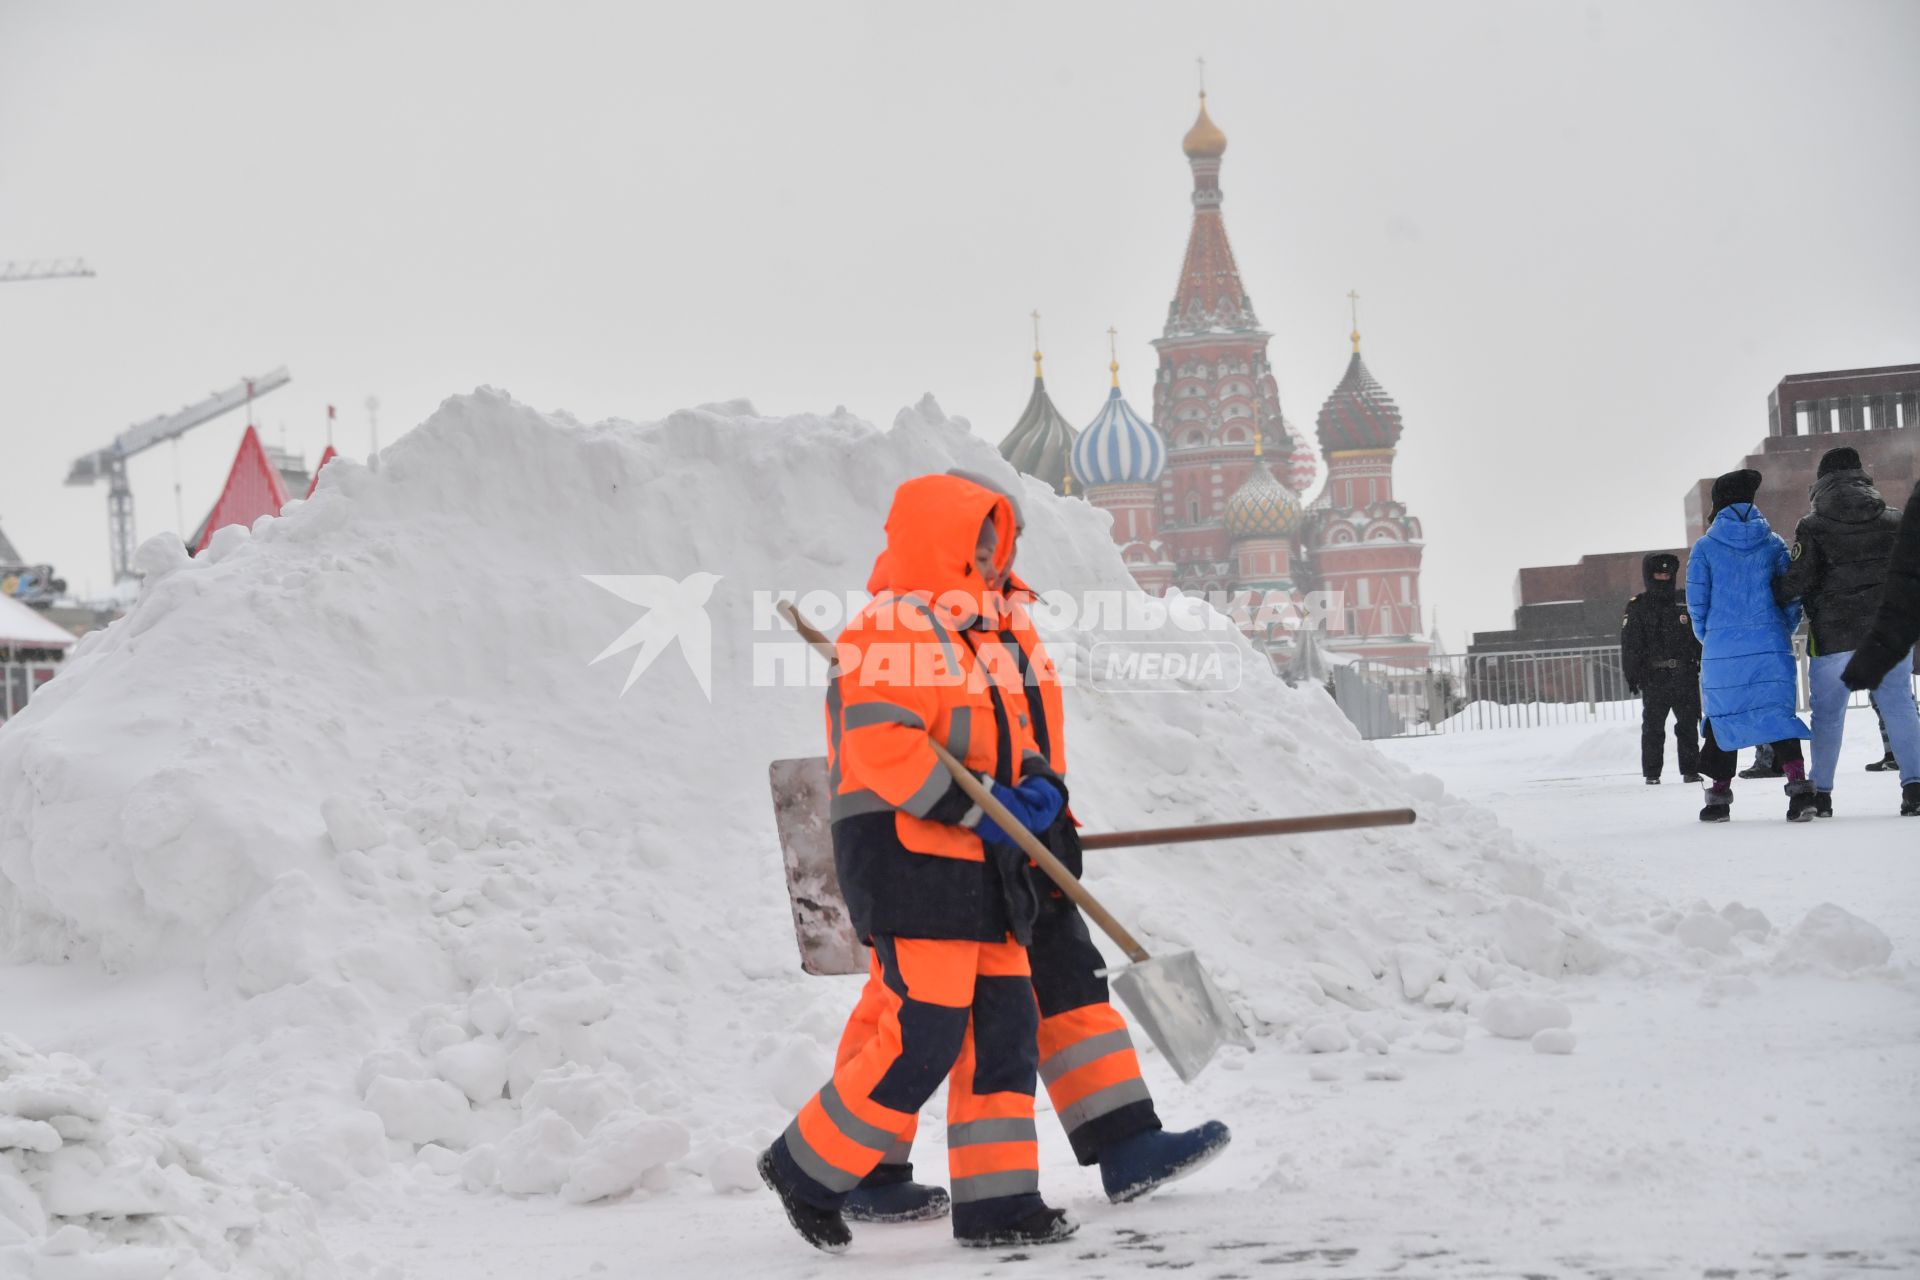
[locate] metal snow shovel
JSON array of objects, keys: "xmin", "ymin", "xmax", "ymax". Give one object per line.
[
  {"xmin": 769, "ymin": 750, "xmax": 1412, "ymax": 976},
  {"xmin": 776, "ymin": 600, "xmax": 1255, "ymax": 1083}
]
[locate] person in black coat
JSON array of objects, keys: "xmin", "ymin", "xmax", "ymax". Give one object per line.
[
  {"xmin": 1841, "ymin": 477, "xmax": 1920, "ymax": 691},
  {"xmin": 1774, "ymin": 450, "xmax": 1919, "ymax": 816},
  {"xmin": 1621, "ymin": 551, "xmax": 1702, "ymax": 783},
  {"xmin": 1840, "ymin": 476, "xmax": 1920, "ymax": 816}
]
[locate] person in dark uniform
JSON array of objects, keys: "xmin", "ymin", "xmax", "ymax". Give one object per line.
[{"xmin": 1622, "ymin": 552, "xmax": 1703, "ymax": 784}]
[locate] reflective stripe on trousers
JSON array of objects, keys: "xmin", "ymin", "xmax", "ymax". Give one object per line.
[
  {"xmin": 1038, "ymin": 1006, "xmax": 1152, "ymax": 1136},
  {"xmin": 779, "ymin": 935, "xmax": 1037, "ymax": 1210}
]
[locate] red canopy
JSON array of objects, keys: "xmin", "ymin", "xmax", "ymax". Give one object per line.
[
  {"xmin": 306, "ymin": 444, "xmax": 338, "ymax": 499},
  {"xmin": 193, "ymin": 425, "xmax": 290, "ymax": 554}
]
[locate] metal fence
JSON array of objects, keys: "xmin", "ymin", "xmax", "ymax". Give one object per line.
[{"xmin": 1333, "ymin": 643, "xmax": 1920, "ymax": 740}]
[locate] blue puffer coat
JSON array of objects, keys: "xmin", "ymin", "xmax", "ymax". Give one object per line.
[{"xmin": 1687, "ymin": 503, "xmax": 1811, "ymax": 748}]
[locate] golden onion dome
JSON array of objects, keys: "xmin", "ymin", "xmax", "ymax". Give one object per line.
[
  {"xmin": 1224, "ymin": 456, "xmax": 1301, "ymax": 540},
  {"xmin": 1182, "ymin": 94, "xmax": 1227, "ymax": 159}
]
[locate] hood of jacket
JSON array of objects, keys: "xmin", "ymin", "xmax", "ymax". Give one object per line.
[
  {"xmin": 866, "ymin": 473, "xmax": 1017, "ymax": 627},
  {"xmin": 1706, "ymin": 502, "xmax": 1776, "ymax": 551},
  {"xmin": 1808, "ymin": 469, "xmax": 1887, "ymax": 525},
  {"xmin": 1642, "ymin": 551, "xmax": 1680, "ymax": 593}
]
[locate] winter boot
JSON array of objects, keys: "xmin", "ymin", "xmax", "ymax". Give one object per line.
[
  {"xmin": 1644, "ymin": 776, "xmax": 1661, "ymax": 786},
  {"xmin": 1099, "ymin": 1121, "xmax": 1233, "ymax": 1204},
  {"xmin": 841, "ymin": 1165, "xmax": 950, "ymax": 1223},
  {"xmin": 1739, "ymin": 759, "xmax": 1783, "ymax": 780},
  {"xmin": 955, "ymin": 1205, "xmax": 1077, "ymax": 1249},
  {"xmin": 1865, "ymin": 752, "xmax": 1899, "ymax": 773},
  {"xmin": 757, "ymin": 1147, "xmax": 852, "ymax": 1254},
  {"xmin": 1682, "ymin": 772, "xmax": 1703, "ymax": 783},
  {"xmin": 1699, "ymin": 784, "xmax": 1733, "ymax": 823},
  {"xmin": 1902, "ymin": 783, "xmax": 1920, "ymax": 817},
  {"xmin": 1785, "ymin": 779, "xmax": 1817, "ymax": 823},
  {"xmin": 1814, "ymin": 792, "xmax": 1834, "ymax": 819}
]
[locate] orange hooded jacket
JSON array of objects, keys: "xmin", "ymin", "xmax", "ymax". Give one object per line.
[{"xmin": 827, "ymin": 474, "xmax": 1050, "ymax": 944}]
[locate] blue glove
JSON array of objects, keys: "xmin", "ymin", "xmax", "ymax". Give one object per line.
[{"xmin": 973, "ymin": 775, "xmax": 1064, "ymax": 847}]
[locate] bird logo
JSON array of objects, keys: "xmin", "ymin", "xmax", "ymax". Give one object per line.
[{"xmin": 584, "ymin": 572, "xmax": 723, "ymax": 700}]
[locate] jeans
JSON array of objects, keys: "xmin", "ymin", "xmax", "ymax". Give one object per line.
[{"xmin": 1808, "ymin": 651, "xmax": 1920, "ymax": 790}]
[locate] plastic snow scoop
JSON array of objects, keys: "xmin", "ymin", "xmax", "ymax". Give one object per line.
[
  {"xmin": 776, "ymin": 599, "xmax": 1255, "ymax": 1083},
  {"xmin": 769, "ymin": 752, "xmax": 1413, "ymax": 975}
]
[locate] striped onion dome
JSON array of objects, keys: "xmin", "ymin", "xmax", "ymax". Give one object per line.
[
  {"xmin": 1071, "ymin": 384, "xmax": 1166, "ymax": 489},
  {"xmin": 999, "ymin": 371, "xmax": 1079, "ymax": 494},
  {"xmin": 1224, "ymin": 455, "xmax": 1302, "ymax": 539},
  {"xmin": 1316, "ymin": 350, "xmax": 1404, "ymax": 453}
]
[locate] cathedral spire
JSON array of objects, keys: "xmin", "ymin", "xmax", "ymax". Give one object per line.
[
  {"xmin": 1163, "ymin": 87, "xmax": 1259, "ymax": 339},
  {"xmin": 1348, "ymin": 289, "xmax": 1362, "ymax": 353}
]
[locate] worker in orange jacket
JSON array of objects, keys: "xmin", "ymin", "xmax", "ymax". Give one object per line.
[
  {"xmin": 759, "ymin": 474, "xmax": 1078, "ymax": 1253},
  {"xmin": 835, "ymin": 470, "xmax": 1232, "ymax": 1224}
]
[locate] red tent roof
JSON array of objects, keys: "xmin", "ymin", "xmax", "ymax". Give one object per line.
[
  {"xmin": 306, "ymin": 445, "xmax": 338, "ymax": 499},
  {"xmin": 193, "ymin": 425, "xmax": 290, "ymax": 554}
]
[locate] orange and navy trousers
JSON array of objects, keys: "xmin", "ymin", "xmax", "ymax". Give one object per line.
[
  {"xmin": 768, "ymin": 933, "xmax": 1045, "ymax": 1233},
  {"xmin": 835, "ymin": 896, "xmax": 1160, "ymax": 1170}
]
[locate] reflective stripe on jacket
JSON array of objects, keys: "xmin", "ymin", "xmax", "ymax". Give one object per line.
[{"xmin": 828, "ymin": 474, "xmax": 1045, "ymax": 943}]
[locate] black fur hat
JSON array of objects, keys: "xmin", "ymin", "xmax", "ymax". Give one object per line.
[
  {"xmin": 1710, "ymin": 469, "xmax": 1762, "ymax": 516},
  {"xmin": 1817, "ymin": 446, "xmax": 1862, "ymax": 478}
]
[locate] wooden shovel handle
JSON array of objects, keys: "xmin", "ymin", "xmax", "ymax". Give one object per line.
[
  {"xmin": 924, "ymin": 738, "xmax": 1151, "ymax": 964},
  {"xmin": 777, "ymin": 600, "xmax": 1152, "ymax": 964},
  {"xmin": 1081, "ymin": 809, "xmax": 1415, "ymax": 850}
]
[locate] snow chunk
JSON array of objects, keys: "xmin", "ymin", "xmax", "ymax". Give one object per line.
[
  {"xmin": 1719, "ymin": 902, "xmax": 1772, "ymax": 939},
  {"xmin": 1532, "ymin": 1028, "xmax": 1577, "ymax": 1055},
  {"xmin": 705, "ymin": 1145, "xmax": 761, "ymax": 1194},
  {"xmin": 1393, "ymin": 946, "xmax": 1445, "ymax": 1001},
  {"xmin": 519, "ymin": 1066, "xmax": 628, "ymax": 1138},
  {"xmin": 757, "ymin": 1036, "xmax": 830, "ymax": 1112},
  {"xmin": 1479, "ymin": 993, "xmax": 1573, "ymax": 1040},
  {"xmin": 1676, "ymin": 910, "xmax": 1737, "ymax": 955},
  {"xmin": 0, "ymin": 1036, "xmax": 340, "ymax": 1274},
  {"xmin": 321, "ymin": 796, "xmax": 386, "ymax": 855},
  {"xmin": 560, "ymin": 1115, "xmax": 691, "ymax": 1203},
  {"xmin": 272, "ymin": 1111, "xmax": 389, "ymax": 1198},
  {"xmin": 133, "ymin": 533, "xmax": 192, "ymax": 584},
  {"xmin": 436, "ymin": 1037, "xmax": 510, "ymax": 1106},
  {"xmin": 364, "ymin": 1075, "xmax": 472, "ymax": 1149},
  {"xmin": 1779, "ymin": 903, "xmax": 1893, "ymax": 972},
  {"xmin": 1302, "ymin": 1023, "xmax": 1351, "ymax": 1054},
  {"xmin": 0, "ymin": 1119, "xmax": 61, "ymax": 1153},
  {"xmin": 492, "ymin": 1112, "xmax": 581, "ymax": 1196}
]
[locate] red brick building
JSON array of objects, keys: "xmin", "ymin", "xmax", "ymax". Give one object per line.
[{"xmin": 1003, "ymin": 94, "xmax": 1432, "ymax": 669}]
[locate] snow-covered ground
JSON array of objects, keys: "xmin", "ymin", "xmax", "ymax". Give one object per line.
[
  {"xmin": 1, "ymin": 394, "xmax": 1914, "ymax": 1277},
  {"xmin": 313, "ymin": 716, "xmax": 1920, "ymax": 1280}
]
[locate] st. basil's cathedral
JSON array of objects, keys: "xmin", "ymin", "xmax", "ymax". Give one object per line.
[{"xmin": 998, "ymin": 92, "xmax": 1431, "ymax": 671}]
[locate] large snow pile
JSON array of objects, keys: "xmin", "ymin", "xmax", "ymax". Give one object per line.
[
  {"xmin": 2, "ymin": 390, "xmax": 1679, "ymax": 1208},
  {"xmin": 0, "ymin": 1035, "xmax": 341, "ymax": 1277}
]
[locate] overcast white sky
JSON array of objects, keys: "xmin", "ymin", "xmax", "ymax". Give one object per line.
[{"xmin": 3, "ymin": 0, "xmax": 1916, "ymax": 642}]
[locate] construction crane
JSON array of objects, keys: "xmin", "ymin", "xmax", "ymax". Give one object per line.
[
  {"xmin": 67, "ymin": 369, "xmax": 291, "ymax": 582},
  {"xmin": 0, "ymin": 259, "xmax": 95, "ymax": 283}
]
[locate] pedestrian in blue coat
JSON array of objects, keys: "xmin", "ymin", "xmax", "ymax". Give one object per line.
[{"xmin": 1687, "ymin": 469, "xmax": 1813, "ymax": 822}]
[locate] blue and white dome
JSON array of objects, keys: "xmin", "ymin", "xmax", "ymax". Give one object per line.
[{"xmin": 1072, "ymin": 384, "xmax": 1167, "ymax": 489}]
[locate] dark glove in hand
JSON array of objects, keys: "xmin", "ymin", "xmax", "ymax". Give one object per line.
[{"xmin": 975, "ymin": 775, "xmax": 1065, "ymax": 847}]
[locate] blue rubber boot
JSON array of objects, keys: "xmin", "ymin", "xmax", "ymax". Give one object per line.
[
  {"xmin": 841, "ymin": 1164, "xmax": 951, "ymax": 1223},
  {"xmin": 1099, "ymin": 1121, "xmax": 1231, "ymax": 1204}
]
